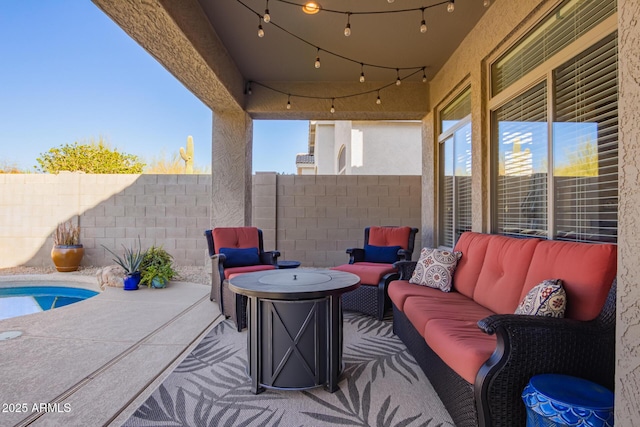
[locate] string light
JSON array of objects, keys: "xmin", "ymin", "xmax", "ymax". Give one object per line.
[
  {"xmin": 483, "ymin": 0, "xmax": 491, "ymax": 6},
  {"xmin": 330, "ymin": 98, "xmax": 335, "ymax": 113},
  {"xmin": 360, "ymin": 63, "xmax": 365, "ymax": 83},
  {"xmin": 422, "ymin": 67, "xmax": 427, "ymax": 82},
  {"xmin": 376, "ymin": 90, "xmax": 382, "ymax": 104},
  {"xmin": 387, "ymin": 0, "xmax": 395, "ymax": 3},
  {"xmin": 396, "ymin": 69, "xmax": 401, "ymax": 86},
  {"xmin": 257, "ymin": 16, "xmax": 265, "ymax": 37},
  {"xmin": 419, "ymin": 7, "xmax": 427, "ymax": 33},
  {"xmin": 344, "ymin": 13, "xmax": 351, "ymax": 37},
  {"xmin": 263, "ymin": 0, "xmax": 271, "ymax": 22},
  {"xmin": 314, "ymin": 48, "xmax": 321, "ymax": 68},
  {"xmin": 286, "ymin": 94, "xmax": 291, "ymax": 109},
  {"xmin": 447, "ymin": 0, "xmax": 455, "ymax": 13}
]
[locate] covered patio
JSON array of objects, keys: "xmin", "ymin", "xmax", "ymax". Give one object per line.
[{"xmin": 91, "ymin": 0, "xmax": 640, "ymax": 424}]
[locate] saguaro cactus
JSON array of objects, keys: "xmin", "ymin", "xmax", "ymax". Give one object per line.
[{"xmin": 179, "ymin": 136, "xmax": 194, "ymax": 174}]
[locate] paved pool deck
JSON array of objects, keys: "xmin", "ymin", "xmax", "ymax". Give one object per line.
[{"xmin": 0, "ymin": 274, "xmax": 222, "ymax": 427}]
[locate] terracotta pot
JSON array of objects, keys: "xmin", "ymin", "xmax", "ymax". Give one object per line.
[{"xmin": 51, "ymin": 245, "xmax": 84, "ymax": 272}]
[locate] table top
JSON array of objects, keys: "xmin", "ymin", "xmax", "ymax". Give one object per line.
[{"xmin": 228, "ymin": 269, "xmax": 360, "ymax": 300}]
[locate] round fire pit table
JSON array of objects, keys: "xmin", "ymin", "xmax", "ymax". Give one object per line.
[{"xmin": 229, "ymin": 269, "xmax": 360, "ymax": 394}]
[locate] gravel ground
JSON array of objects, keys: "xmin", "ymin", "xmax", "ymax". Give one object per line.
[{"xmin": 0, "ymin": 265, "xmax": 211, "ymax": 285}]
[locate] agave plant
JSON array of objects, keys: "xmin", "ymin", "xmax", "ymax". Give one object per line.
[{"xmin": 102, "ymin": 237, "xmax": 146, "ymax": 275}]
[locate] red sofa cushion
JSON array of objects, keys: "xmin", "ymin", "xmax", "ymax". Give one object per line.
[
  {"xmin": 424, "ymin": 318, "xmax": 497, "ymax": 384},
  {"xmin": 452, "ymin": 232, "xmax": 493, "ymax": 299},
  {"xmin": 368, "ymin": 226, "xmax": 412, "ymax": 249},
  {"xmin": 213, "ymin": 227, "xmax": 260, "ymax": 252},
  {"xmin": 403, "ymin": 293, "xmax": 494, "ymax": 338},
  {"xmin": 471, "ymin": 234, "xmax": 540, "ymax": 314},
  {"xmin": 332, "ymin": 262, "xmax": 396, "ymax": 286},
  {"xmin": 224, "ymin": 264, "xmax": 275, "ymax": 279},
  {"xmin": 522, "ymin": 240, "xmax": 617, "ymax": 321},
  {"xmin": 388, "ymin": 279, "xmax": 442, "ymax": 310}
]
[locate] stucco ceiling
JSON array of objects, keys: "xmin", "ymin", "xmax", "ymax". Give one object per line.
[{"xmin": 199, "ymin": 0, "xmax": 490, "ymax": 84}]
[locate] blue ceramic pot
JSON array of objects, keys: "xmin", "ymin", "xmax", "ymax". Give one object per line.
[
  {"xmin": 123, "ymin": 272, "xmax": 141, "ymax": 291},
  {"xmin": 151, "ymin": 277, "xmax": 167, "ymax": 288}
]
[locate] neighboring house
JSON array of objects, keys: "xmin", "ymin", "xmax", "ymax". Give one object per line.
[{"xmin": 296, "ymin": 120, "xmax": 421, "ymax": 175}]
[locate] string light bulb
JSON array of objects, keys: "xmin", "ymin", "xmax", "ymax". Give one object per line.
[
  {"xmin": 258, "ymin": 24, "xmax": 264, "ymax": 37},
  {"xmin": 263, "ymin": 0, "xmax": 270, "ymax": 22},
  {"xmin": 344, "ymin": 13, "xmax": 351, "ymax": 37},
  {"xmin": 314, "ymin": 48, "xmax": 321, "ymax": 68},
  {"xmin": 376, "ymin": 91, "xmax": 381, "ymax": 105},
  {"xmin": 447, "ymin": 0, "xmax": 455, "ymax": 13},
  {"xmin": 419, "ymin": 8, "xmax": 427, "ymax": 33},
  {"xmin": 483, "ymin": 0, "xmax": 491, "ymax": 6},
  {"xmin": 387, "ymin": 0, "xmax": 395, "ymax": 3},
  {"xmin": 422, "ymin": 68, "xmax": 427, "ymax": 83},
  {"xmin": 359, "ymin": 63, "xmax": 365, "ymax": 83},
  {"xmin": 396, "ymin": 69, "xmax": 401, "ymax": 86},
  {"xmin": 330, "ymin": 98, "xmax": 335, "ymax": 113},
  {"xmin": 286, "ymin": 94, "xmax": 291, "ymax": 109}
]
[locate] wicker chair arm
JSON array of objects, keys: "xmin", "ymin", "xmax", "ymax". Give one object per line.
[
  {"xmin": 346, "ymin": 248, "xmax": 365, "ymax": 264},
  {"xmin": 215, "ymin": 253, "xmax": 227, "ymax": 263},
  {"xmin": 397, "ymin": 249, "xmax": 412, "ymax": 261},
  {"xmin": 260, "ymin": 250, "xmax": 280, "ymax": 265},
  {"xmin": 393, "ymin": 260, "xmax": 417, "ymax": 280},
  {"xmin": 477, "ymin": 313, "xmax": 592, "ymax": 336}
]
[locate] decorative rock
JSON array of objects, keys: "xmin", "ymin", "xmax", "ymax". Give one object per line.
[{"xmin": 96, "ymin": 265, "xmax": 125, "ymax": 290}]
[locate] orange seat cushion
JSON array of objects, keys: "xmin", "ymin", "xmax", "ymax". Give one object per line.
[
  {"xmin": 403, "ymin": 294, "xmax": 495, "ymax": 338},
  {"xmin": 332, "ymin": 262, "xmax": 396, "ymax": 286},
  {"xmin": 368, "ymin": 226, "xmax": 412, "ymax": 249},
  {"xmin": 424, "ymin": 318, "xmax": 497, "ymax": 384},
  {"xmin": 224, "ymin": 265, "xmax": 275, "ymax": 279},
  {"xmin": 388, "ymin": 279, "xmax": 468, "ymax": 311}
]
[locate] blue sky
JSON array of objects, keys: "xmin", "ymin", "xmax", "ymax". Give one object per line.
[{"xmin": 0, "ymin": 0, "xmax": 309, "ymax": 174}]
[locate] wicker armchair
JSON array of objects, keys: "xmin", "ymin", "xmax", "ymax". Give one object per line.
[
  {"xmin": 392, "ymin": 260, "xmax": 616, "ymax": 427},
  {"xmin": 204, "ymin": 227, "xmax": 280, "ymax": 331},
  {"xmin": 332, "ymin": 226, "xmax": 418, "ymax": 320}
]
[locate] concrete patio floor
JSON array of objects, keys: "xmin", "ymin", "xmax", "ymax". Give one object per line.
[{"xmin": 0, "ymin": 274, "xmax": 222, "ymax": 427}]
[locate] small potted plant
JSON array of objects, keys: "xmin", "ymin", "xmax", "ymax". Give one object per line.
[
  {"xmin": 140, "ymin": 246, "xmax": 176, "ymax": 288},
  {"xmin": 51, "ymin": 220, "xmax": 84, "ymax": 272},
  {"xmin": 103, "ymin": 238, "xmax": 146, "ymax": 290}
]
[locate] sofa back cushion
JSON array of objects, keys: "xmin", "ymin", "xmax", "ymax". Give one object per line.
[
  {"xmin": 213, "ymin": 227, "xmax": 260, "ymax": 253},
  {"xmin": 452, "ymin": 232, "xmax": 493, "ymax": 299},
  {"xmin": 470, "ymin": 234, "xmax": 540, "ymax": 314},
  {"xmin": 368, "ymin": 226, "xmax": 412, "ymax": 250},
  {"xmin": 522, "ymin": 240, "xmax": 617, "ymax": 321}
]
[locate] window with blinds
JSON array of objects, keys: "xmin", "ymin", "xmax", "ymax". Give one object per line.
[
  {"xmin": 493, "ymin": 83, "xmax": 549, "ymax": 238},
  {"xmin": 491, "ymin": 0, "xmax": 616, "ymax": 96},
  {"xmin": 439, "ymin": 89, "xmax": 472, "ymax": 248},
  {"xmin": 553, "ymin": 33, "xmax": 618, "ymax": 243}
]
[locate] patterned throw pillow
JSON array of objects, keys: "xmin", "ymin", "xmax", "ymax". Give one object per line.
[
  {"xmin": 515, "ymin": 279, "xmax": 566, "ymax": 317},
  {"xmin": 409, "ymin": 248, "xmax": 462, "ymax": 292}
]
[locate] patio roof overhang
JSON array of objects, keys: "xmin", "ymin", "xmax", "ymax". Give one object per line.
[{"xmin": 92, "ymin": 0, "xmax": 489, "ymax": 120}]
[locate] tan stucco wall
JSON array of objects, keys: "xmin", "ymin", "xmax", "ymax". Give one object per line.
[{"xmin": 617, "ymin": 0, "xmax": 640, "ymax": 422}]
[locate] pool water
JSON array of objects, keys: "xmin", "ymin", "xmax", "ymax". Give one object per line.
[{"xmin": 0, "ymin": 286, "xmax": 98, "ymax": 321}]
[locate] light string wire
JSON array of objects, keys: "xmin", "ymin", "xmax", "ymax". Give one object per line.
[
  {"xmin": 275, "ymin": 0, "xmax": 451, "ymax": 16},
  {"xmin": 235, "ymin": 0, "xmax": 442, "ymax": 108}
]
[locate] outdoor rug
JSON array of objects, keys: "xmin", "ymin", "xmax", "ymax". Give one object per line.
[{"xmin": 123, "ymin": 311, "xmax": 455, "ymax": 427}]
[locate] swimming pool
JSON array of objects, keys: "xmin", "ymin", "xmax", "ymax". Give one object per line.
[{"xmin": 0, "ymin": 286, "xmax": 99, "ymax": 321}]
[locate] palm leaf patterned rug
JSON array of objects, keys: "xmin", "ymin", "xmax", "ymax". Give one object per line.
[{"xmin": 123, "ymin": 311, "xmax": 454, "ymax": 427}]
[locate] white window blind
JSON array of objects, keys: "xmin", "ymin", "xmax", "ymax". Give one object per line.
[
  {"xmin": 493, "ymin": 82, "xmax": 549, "ymax": 238},
  {"xmin": 553, "ymin": 33, "xmax": 618, "ymax": 243},
  {"xmin": 491, "ymin": 0, "xmax": 616, "ymax": 96}
]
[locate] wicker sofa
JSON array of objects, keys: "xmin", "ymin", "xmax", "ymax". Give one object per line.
[{"xmin": 388, "ymin": 232, "xmax": 617, "ymax": 427}]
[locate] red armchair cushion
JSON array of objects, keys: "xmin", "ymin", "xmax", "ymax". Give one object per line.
[
  {"xmin": 213, "ymin": 227, "xmax": 260, "ymax": 252},
  {"xmin": 332, "ymin": 262, "xmax": 396, "ymax": 286},
  {"xmin": 224, "ymin": 264, "xmax": 275, "ymax": 279},
  {"xmin": 368, "ymin": 226, "xmax": 412, "ymax": 249}
]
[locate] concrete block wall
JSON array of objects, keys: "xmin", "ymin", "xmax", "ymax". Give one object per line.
[
  {"xmin": 1, "ymin": 172, "xmax": 421, "ymax": 269},
  {"xmin": 0, "ymin": 173, "xmax": 211, "ymax": 268},
  {"xmin": 253, "ymin": 173, "xmax": 422, "ymax": 267}
]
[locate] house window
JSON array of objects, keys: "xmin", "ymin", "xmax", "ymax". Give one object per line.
[
  {"xmin": 439, "ymin": 87, "xmax": 472, "ymax": 248},
  {"xmin": 490, "ymin": 0, "xmax": 617, "ymax": 243}
]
